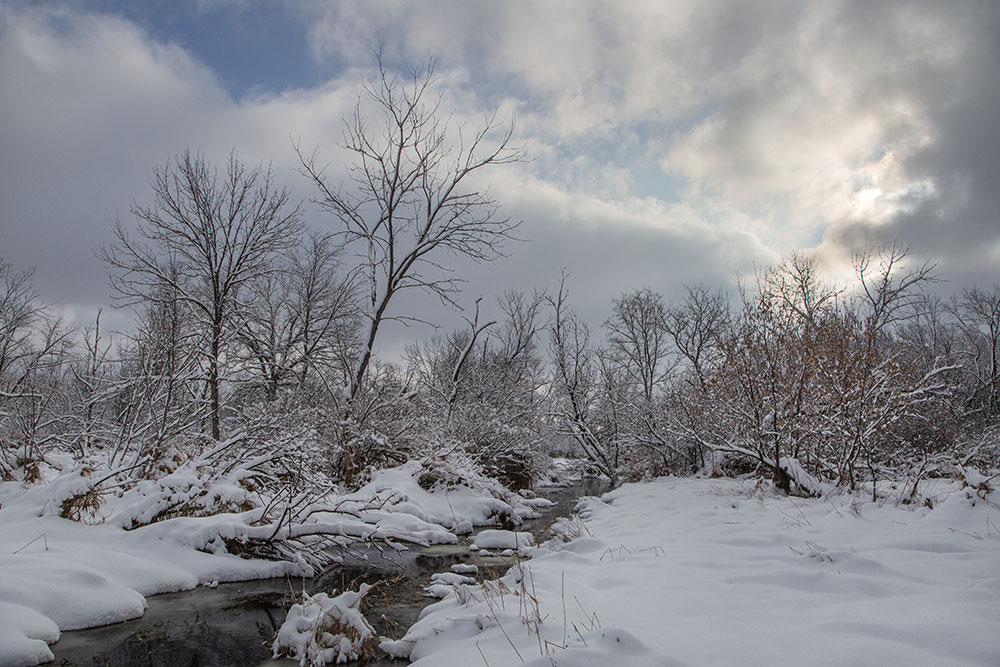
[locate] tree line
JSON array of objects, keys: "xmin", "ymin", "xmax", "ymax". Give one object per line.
[{"xmin": 1, "ymin": 56, "xmax": 997, "ymax": 503}]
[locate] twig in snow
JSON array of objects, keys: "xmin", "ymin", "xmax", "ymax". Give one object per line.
[
  {"xmin": 787, "ymin": 497, "xmax": 812, "ymax": 526},
  {"xmin": 12, "ymin": 533, "xmax": 47, "ymax": 554},
  {"xmin": 948, "ymin": 526, "xmax": 983, "ymax": 540},
  {"xmin": 476, "ymin": 641, "xmax": 491, "ymax": 667},
  {"xmin": 493, "ymin": 612, "xmax": 524, "ymax": 663},
  {"xmin": 561, "ymin": 570, "xmax": 567, "ymax": 648},
  {"xmin": 544, "ymin": 640, "xmax": 567, "ymax": 654},
  {"xmin": 572, "ymin": 622, "xmax": 588, "ymax": 646}
]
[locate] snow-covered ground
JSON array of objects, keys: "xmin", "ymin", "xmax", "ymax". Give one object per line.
[
  {"xmin": 393, "ymin": 476, "xmax": 1000, "ymax": 666},
  {"xmin": 0, "ymin": 459, "xmax": 551, "ymax": 666},
  {"xmin": 0, "ymin": 489, "xmax": 296, "ymax": 667}
]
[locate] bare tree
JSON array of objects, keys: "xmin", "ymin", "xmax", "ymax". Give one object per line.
[
  {"xmin": 298, "ymin": 54, "xmax": 524, "ymax": 409},
  {"xmin": 664, "ymin": 284, "xmax": 729, "ymax": 390},
  {"xmin": 238, "ymin": 233, "xmax": 357, "ymax": 401},
  {"xmin": 403, "ymin": 290, "xmax": 547, "ymax": 486},
  {"xmin": 100, "ymin": 150, "xmax": 303, "ymax": 439},
  {"xmin": 604, "ymin": 288, "xmax": 672, "ymax": 403},
  {"xmin": 0, "ymin": 261, "xmax": 75, "ymax": 475},
  {"xmin": 0, "ymin": 261, "xmax": 42, "ymax": 390},
  {"xmin": 765, "ymin": 251, "xmax": 840, "ymax": 327},
  {"xmin": 952, "ymin": 283, "xmax": 1000, "ymax": 418},
  {"xmin": 108, "ymin": 285, "xmax": 206, "ymax": 468},
  {"xmin": 854, "ymin": 244, "xmax": 937, "ymax": 336},
  {"xmin": 547, "ymin": 273, "xmax": 619, "ymax": 485}
]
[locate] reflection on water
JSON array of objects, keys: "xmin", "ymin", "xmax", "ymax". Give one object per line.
[{"xmin": 52, "ymin": 477, "xmax": 608, "ymax": 667}]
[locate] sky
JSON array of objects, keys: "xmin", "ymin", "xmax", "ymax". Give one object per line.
[{"xmin": 1, "ymin": 0, "xmax": 998, "ymax": 357}]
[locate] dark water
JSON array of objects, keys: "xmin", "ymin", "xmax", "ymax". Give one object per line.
[{"xmin": 51, "ymin": 478, "xmax": 607, "ymax": 667}]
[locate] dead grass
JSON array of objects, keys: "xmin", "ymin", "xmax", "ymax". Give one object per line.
[{"xmin": 59, "ymin": 486, "xmax": 104, "ymax": 523}]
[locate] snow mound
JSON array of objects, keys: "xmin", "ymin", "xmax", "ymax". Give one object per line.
[
  {"xmin": 472, "ymin": 529, "xmax": 535, "ymax": 550},
  {"xmin": 429, "ymin": 572, "xmax": 476, "ymax": 586},
  {"xmin": 0, "ymin": 602, "xmax": 60, "ymax": 667},
  {"xmin": 351, "ymin": 460, "xmax": 548, "ymax": 532},
  {"xmin": 272, "ymin": 585, "xmax": 378, "ymax": 666}
]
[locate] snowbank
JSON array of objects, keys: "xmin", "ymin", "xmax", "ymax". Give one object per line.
[
  {"xmin": 0, "ymin": 458, "xmax": 552, "ymax": 666},
  {"xmin": 391, "ymin": 476, "xmax": 1000, "ymax": 666},
  {"xmin": 349, "ymin": 460, "xmax": 551, "ymax": 533},
  {"xmin": 0, "ymin": 479, "xmax": 298, "ymax": 666}
]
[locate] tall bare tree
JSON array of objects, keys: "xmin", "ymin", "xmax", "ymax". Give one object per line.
[
  {"xmin": 952, "ymin": 283, "xmax": 1000, "ymax": 418},
  {"xmin": 298, "ymin": 54, "xmax": 523, "ymax": 409},
  {"xmin": 100, "ymin": 150, "xmax": 303, "ymax": 439},
  {"xmin": 238, "ymin": 233, "xmax": 357, "ymax": 401},
  {"xmin": 547, "ymin": 273, "xmax": 619, "ymax": 485},
  {"xmin": 604, "ymin": 288, "xmax": 672, "ymax": 403},
  {"xmin": 664, "ymin": 284, "xmax": 729, "ymax": 390}
]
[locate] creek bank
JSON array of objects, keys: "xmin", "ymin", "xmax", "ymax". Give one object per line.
[{"xmin": 51, "ymin": 478, "xmax": 607, "ymax": 666}]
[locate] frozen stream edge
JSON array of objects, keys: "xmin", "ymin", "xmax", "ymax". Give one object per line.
[{"xmin": 50, "ymin": 478, "xmax": 607, "ymax": 667}]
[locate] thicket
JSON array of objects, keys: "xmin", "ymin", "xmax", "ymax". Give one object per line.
[{"xmin": 547, "ymin": 250, "xmax": 999, "ymax": 497}]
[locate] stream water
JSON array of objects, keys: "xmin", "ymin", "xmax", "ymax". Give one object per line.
[{"xmin": 51, "ymin": 478, "xmax": 607, "ymax": 667}]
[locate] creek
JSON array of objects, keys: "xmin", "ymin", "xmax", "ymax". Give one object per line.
[{"xmin": 51, "ymin": 477, "xmax": 607, "ymax": 667}]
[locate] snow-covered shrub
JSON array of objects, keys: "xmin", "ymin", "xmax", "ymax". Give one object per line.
[
  {"xmin": 108, "ymin": 451, "xmax": 257, "ymax": 530},
  {"xmin": 546, "ymin": 514, "xmax": 592, "ymax": 547},
  {"xmin": 416, "ymin": 449, "xmax": 485, "ymax": 491},
  {"xmin": 272, "ymin": 585, "xmax": 379, "ymax": 666},
  {"xmin": 958, "ymin": 466, "xmax": 998, "ymax": 504},
  {"xmin": 412, "ymin": 450, "xmax": 551, "ymax": 527},
  {"xmin": 334, "ymin": 425, "xmax": 401, "ymax": 490}
]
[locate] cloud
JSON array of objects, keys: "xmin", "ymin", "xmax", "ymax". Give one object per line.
[
  {"xmin": 301, "ymin": 1, "xmax": 997, "ymax": 286},
  {"xmin": 1, "ymin": 1, "xmax": 996, "ymax": 356},
  {"xmin": 0, "ymin": 7, "xmax": 354, "ymax": 315}
]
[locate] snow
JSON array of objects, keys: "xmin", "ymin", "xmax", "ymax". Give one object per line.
[
  {"xmin": 10, "ymin": 457, "xmax": 996, "ymax": 667},
  {"xmin": 429, "ymin": 572, "xmax": 477, "ymax": 586},
  {"xmin": 390, "ymin": 476, "xmax": 1000, "ymax": 666},
  {"xmin": 471, "ymin": 529, "xmax": 535, "ymax": 550},
  {"xmin": 0, "ymin": 457, "xmax": 552, "ymax": 666},
  {"xmin": 272, "ymin": 585, "xmax": 378, "ymax": 666},
  {"xmin": 0, "ymin": 480, "xmax": 299, "ymax": 666},
  {"xmin": 350, "ymin": 461, "xmax": 551, "ymax": 532},
  {"xmin": 0, "ymin": 602, "xmax": 60, "ymax": 667}
]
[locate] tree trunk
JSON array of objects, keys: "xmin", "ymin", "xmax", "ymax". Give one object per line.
[{"xmin": 209, "ymin": 326, "xmax": 221, "ymax": 440}]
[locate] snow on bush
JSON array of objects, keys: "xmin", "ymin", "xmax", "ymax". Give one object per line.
[
  {"xmin": 351, "ymin": 457, "xmax": 552, "ymax": 533},
  {"xmin": 272, "ymin": 585, "xmax": 378, "ymax": 666}
]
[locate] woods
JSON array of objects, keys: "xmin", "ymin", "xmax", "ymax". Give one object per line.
[
  {"xmin": 1, "ymin": 57, "xmax": 997, "ymax": 551},
  {"xmin": 4, "ymin": 244, "xmax": 996, "ymax": 502}
]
